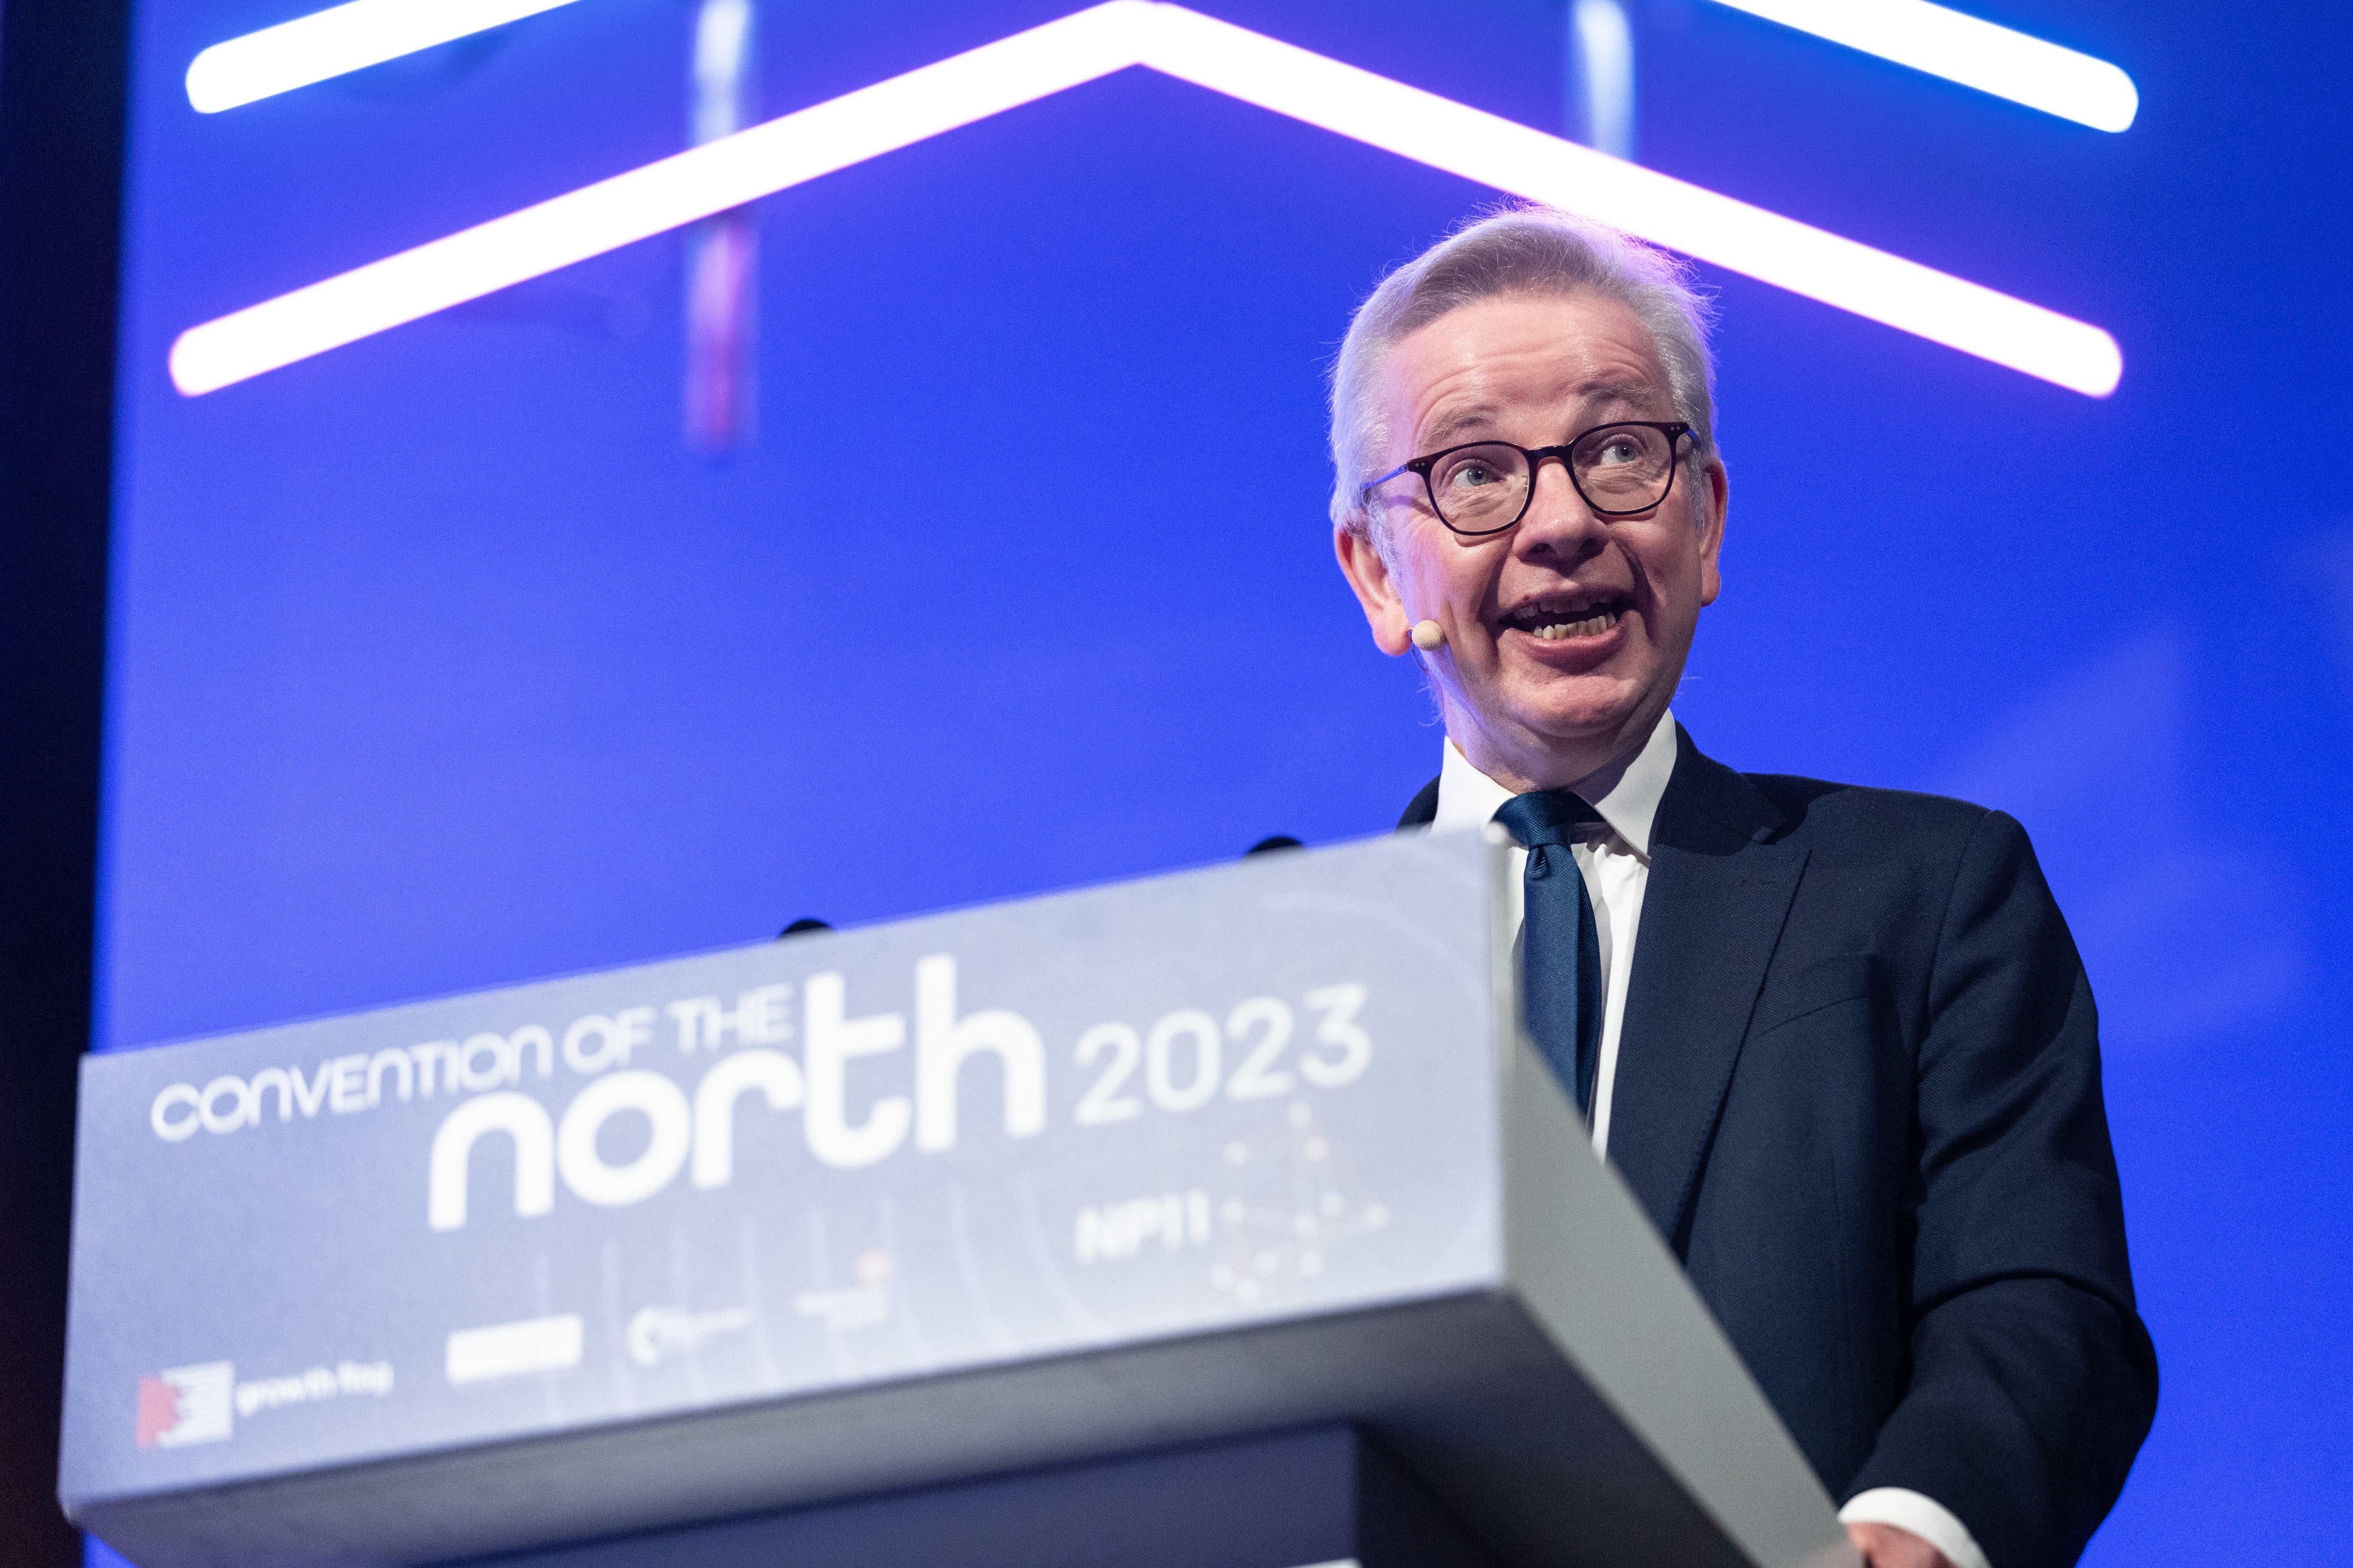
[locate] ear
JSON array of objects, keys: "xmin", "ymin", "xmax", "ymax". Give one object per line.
[
  {"xmin": 1695, "ymin": 458, "xmax": 1728, "ymax": 608},
  {"xmin": 1335, "ymin": 521, "xmax": 1414, "ymax": 656}
]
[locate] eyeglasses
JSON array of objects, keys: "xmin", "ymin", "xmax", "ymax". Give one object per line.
[{"xmin": 1363, "ymin": 421, "xmax": 1694, "ymax": 536}]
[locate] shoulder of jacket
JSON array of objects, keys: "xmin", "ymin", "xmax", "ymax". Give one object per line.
[
  {"xmin": 1742, "ymin": 773, "xmax": 2003, "ymax": 849},
  {"xmin": 1395, "ymin": 775, "xmax": 1442, "ymax": 832}
]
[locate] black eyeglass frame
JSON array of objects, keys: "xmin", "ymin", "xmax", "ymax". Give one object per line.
[{"xmin": 1362, "ymin": 421, "xmax": 1695, "ymax": 537}]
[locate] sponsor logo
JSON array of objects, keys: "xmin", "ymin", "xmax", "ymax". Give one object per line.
[
  {"xmin": 626, "ymin": 1305, "xmax": 753, "ymax": 1367},
  {"xmin": 135, "ymin": 1358, "xmax": 394, "ymax": 1449},
  {"xmin": 793, "ymin": 1248, "xmax": 892, "ymax": 1330},
  {"xmin": 445, "ymin": 1314, "xmax": 583, "ymax": 1385},
  {"xmin": 1074, "ymin": 1190, "xmax": 1214, "ymax": 1263},
  {"xmin": 136, "ymin": 1362, "xmax": 233, "ymax": 1448},
  {"xmin": 234, "ymin": 1360, "xmax": 394, "ymax": 1418}
]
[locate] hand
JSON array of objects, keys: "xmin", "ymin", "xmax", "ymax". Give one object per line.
[{"xmin": 1846, "ymin": 1521, "xmax": 1955, "ymax": 1568}]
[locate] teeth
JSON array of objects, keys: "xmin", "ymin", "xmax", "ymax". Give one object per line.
[{"xmin": 1522, "ymin": 608, "xmax": 1621, "ymax": 640}]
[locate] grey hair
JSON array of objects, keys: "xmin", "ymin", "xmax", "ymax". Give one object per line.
[{"xmin": 1327, "ymin": 206, "xmax": 1719, "ymax": 537}]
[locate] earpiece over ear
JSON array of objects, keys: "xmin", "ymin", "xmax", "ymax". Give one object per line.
[{"xmin": 1410, "ymin": 619, "xmax": 1446, "ymax": 652}]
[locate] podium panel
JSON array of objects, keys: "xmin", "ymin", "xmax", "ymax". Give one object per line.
[
  {"xmin": 61, "ymin": 834, "xmax": 1853, "ymax": 1568},
  {"xmin": 472, "ymin": 1425, "xmax": 1493, "ymax": 1568}
]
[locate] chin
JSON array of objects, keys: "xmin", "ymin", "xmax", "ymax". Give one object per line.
[{"xmin": 1504, "ymin": 681, "xmax": 1646, "ymax": 746}]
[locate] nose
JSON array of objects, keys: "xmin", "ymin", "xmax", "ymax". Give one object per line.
[{"xmin": 1514, "ymin": 452, "xmax": 1607, "ymax": 560}]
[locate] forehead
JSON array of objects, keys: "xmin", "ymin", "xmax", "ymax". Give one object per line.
[{"xmin": 1379, "ymin": 291, "xmax": 1670, "ymax": 444}]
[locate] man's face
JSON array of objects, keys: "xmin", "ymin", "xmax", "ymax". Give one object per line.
[{"xmin": 1336, "ymin": 291, "xmax": 1727, "ymax": 791}]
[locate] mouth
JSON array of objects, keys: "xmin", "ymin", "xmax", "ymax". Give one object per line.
[{"xmin": 1498, "ymin": 592, "xmax": 1632, "ymax": 643}]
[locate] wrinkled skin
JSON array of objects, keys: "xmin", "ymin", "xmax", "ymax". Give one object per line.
[{"xmin": 1336, "ymin": 291, "xmax": 1727, "ymax": 790}]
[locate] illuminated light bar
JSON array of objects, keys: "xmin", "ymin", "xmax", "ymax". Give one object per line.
[
  {"xmin": 169, "ymin": 4, "xmax": 1147, "ymax": 394},
  {"xmin": 1138, "ymin": 4, "xmax": 2120, "ymax": 394},
  {"xmin": 187, "ymin": 0, "xmax": 592, "ymax": 114},
  {"xmin": 168, "ymin": 0, "xmax": 2123, "ymax": 400},
  {"xmin": 1707, "ymin": 0, "xmax": 2138, "ymax": 132}
]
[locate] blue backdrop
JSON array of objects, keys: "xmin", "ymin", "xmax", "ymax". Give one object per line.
[{"xmin": 96, "ymin": 0, "xmax": 2351, "ymax": 1561}]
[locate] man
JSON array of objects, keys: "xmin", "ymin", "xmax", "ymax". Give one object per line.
[{"xmin": 1330, "ymin": 209, "xmax": 2155, "ymax": 1568}]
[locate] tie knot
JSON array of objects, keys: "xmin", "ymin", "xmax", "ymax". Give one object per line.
[{"xmin": 1491, "ymin": 789, "xmax": 1603, "ymax": 850}]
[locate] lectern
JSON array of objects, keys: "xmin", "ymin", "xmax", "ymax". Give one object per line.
[{"xmin": 61, "ymin": 834, "xmax": 1854, "ymax": 1568}]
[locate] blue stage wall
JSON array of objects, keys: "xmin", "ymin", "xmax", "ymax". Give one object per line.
[{"xmin": 95, "ymin": 0, "xmax": 2351, "ymax": 1562}]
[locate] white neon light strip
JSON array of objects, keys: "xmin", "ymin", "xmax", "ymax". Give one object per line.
[
  {"xmin": 168, "ymin": 1, "xmax": 2122, "ymax": 399},
  {"xmin": 186, "ymin": 0, "xmax": 590, "ymax": 114},
  {"xmin": 1708, "ymin": 0, "xmax": 2137, "ymax": 132}
]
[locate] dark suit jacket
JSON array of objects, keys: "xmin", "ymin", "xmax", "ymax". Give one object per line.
[{"xmin": 1400, "ymin": 727, "xmax": 2156, "ymax": 1568}]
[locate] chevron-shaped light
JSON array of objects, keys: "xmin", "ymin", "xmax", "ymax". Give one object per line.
[
  {"xmin": 167, "ymin": 1, "xmax": 2123, "ymax": 399},
  {"xmin": 1708, "ymin": 0, "xmax": 2138, "ymax": 133},
  {"xmin": 187, "ymin": 0, "xmax": 592, "ymax": 114}
]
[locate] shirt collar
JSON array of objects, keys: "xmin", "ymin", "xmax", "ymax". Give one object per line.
[{"xmin": 1430, "ymin": 707, "xmax": 1680, "ymax": 858}]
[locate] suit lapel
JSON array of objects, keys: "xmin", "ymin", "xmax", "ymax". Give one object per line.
[{"xmin": 1609, "ymin": 728, "xmax": 1808, "ymax": 1252}]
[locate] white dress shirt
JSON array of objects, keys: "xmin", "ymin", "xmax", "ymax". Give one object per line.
[
  {"xmin": 1426, "ymin": 708, "xmax": 1992, "ymax": 1568},
  {"xmin": 1427, "ymin": 707, "xmax": 1676, "ymax": 1157}
]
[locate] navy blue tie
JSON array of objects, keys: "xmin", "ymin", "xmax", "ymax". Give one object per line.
[{"xmin": 1490, "ymin": 790, "xmax": 1607, "ymax": 1117}]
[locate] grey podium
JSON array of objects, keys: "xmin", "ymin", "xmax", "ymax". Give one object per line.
[{"xmin": 61, "ymin": 832, "xmax": 1855, "ymax": 1568}]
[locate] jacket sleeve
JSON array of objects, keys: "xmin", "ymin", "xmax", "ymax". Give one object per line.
[{"xmin": 1842, "ymin": 809, "xmax": 2158, "ymax": 1568}]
